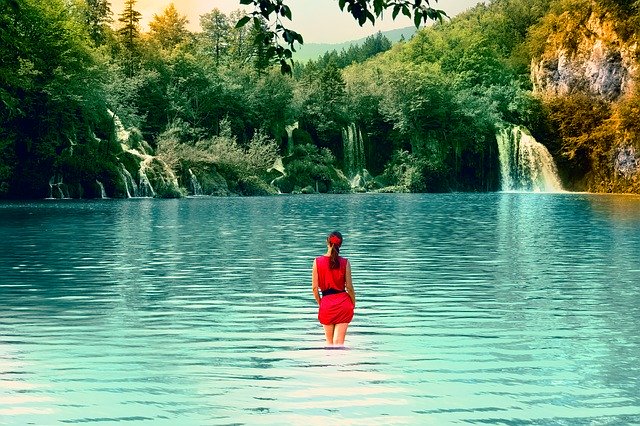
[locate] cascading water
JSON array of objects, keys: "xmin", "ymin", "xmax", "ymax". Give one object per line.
[
  {"xmin": 138, "ymin": 167, "xmax": 156, "ymax": 197},
  {"xmin": 285, "ymin": 122, "xmax": 298, "ymax": 155},
  {"xmin": 496, "ymin": 126, "xmax": 563, "ymax": 192},
  {"xmin": 48, "ymin": 176, "xmax": 55, "ymax": 199},
  {"xmin": 188, "ymin": 169, "xmax": 203, "ymax": 196},
  {"xmin": 48, "ymin": 175, "xmax": 67, "ymax": 199},
  {"xmin": 108, "ymin": 110, "xmax": 131, "ymax": 149},
  {"xmin": 96, "ymin": 180, "xmax": 107, "ymax": 199},
  {"xmin": 342, "ymin": 123, "xmax": 366, "ymax": 186},
  {"xmin": 119, "ymin": 164, "xmax": 138, "ymax": 198},
  {"xmin": 109, "ymin": 110, "xmax": 182, "ymax": 199}
]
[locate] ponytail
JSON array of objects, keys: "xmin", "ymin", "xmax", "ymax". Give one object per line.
[
  {"xmin": 329, "ymin": 245, "xmax": 340, "ymax": 269},
  {"xmin": 327, "ymin": 231, "xmax": 342, "ymax": 269}
]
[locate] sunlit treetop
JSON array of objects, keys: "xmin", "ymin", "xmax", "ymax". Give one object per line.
[{"xmin": 235, "ymin": 0, "xmax": 448, "ymax": 74}]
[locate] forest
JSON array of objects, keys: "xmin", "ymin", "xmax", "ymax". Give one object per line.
[{"xmin": 0, "ymin": 0, "xmax": 638, "ymax": 198}]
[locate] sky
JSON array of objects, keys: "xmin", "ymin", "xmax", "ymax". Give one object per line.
[{"xmin": 109, "ymin": 0, "xmax": 485, "ymax": 44}]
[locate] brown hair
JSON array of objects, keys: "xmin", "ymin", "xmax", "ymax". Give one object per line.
[{"xmin": 327, "ymin": 231, "xmax": 343, "ymax": 269}]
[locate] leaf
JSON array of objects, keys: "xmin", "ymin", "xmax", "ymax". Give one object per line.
[
  {"xmin": 280, "ymin": 59, "xmax": 292, "ymax": 75},
  {"xmin": 366, "ymin": 10, "xmax": 375, "ymax": 23},
  {"xmin": 435, "ymin": 9, "xmax": 448, "ymax": 24},
  {"xmin": 339, "ymin": 0, "xmax": 346, "ymax": 11},
  {"xmin": 266, "ymin": 3, "xmax": 276, "ymax": 15},
  {"xmin": 259, "ymin": 5, "xmax": 273, "ymax": 19},
  {"xmin": 413, "ymin": 10, "xmax": 422, "ymax": 27},
  {"xmin": 235, "ymin": 16, "xmax": 251, "ymax": 28},
  {"xmin": 373, "ymin": 0, "xmax": 385, "ymax": 15},
  {"xmin": 392, "ymin": 5, "xmax": 401, "ymax": 20},
  {"xmin": 239, "ymin": 0, "xmax": 253, "ymax": 4},
  {"xmin": 281, "ymin": 5, "xmax": 292, "ymax": 20}
]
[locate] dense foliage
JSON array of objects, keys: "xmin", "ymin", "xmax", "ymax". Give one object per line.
[
  {"xmin": 0, "ymin": 0, "xmax": 638, "ymax": 198},
  {"xmin": 0, "ymin": 0, "xmax": 118, "ymax": 198}
]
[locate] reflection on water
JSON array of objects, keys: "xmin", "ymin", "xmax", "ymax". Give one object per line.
[{"xmin": 1, "ymin": 194, "xmax": 639, "ymax": 424}]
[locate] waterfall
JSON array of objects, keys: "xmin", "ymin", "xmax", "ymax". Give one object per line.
[
  {"xmin": 58, "ymin": 183, "xmax": 66, "ymax": 199},
  {"xmin": 119, "ymin": 164, "xmax": 138, "ymax": 198},
  {"xmin": 96, "ymin": 180, "xmax": 107, "ymax": 199},
  {"xmin": 109, "ymin": 110, "xmax": 183, "ymax": 198},
  {"xmin": 342, "ymin": 123, "xmax": 366, "ymax": 179},
  {"xmin": 188, "ymin": 169, "xmax": 203, "ymax": 196},
  {"xmin": 108, "ymin": 109, "xmax": 131, "ymax": 148},
  {"xmin": 120, "ymin": 170, "xmax": 131, "ymax": 198},
  {"xmin": 48, "ymin": 176, "xmax": 55, "ymax": 199},
  {"xmin": 285, "ymin": 122, "xmax": 298, "ymax": 155},
  {"xmin": 138, "ymin": 169, "xmax": 155, "ymax": 197},
  {"xmin": 137, "ymin": 157, "xmax": 156, "ymax": 197},
  {"xmin": 47, "ymin": 175, "xmax": 67, "ymax": 199},
  {"xmin": 496, "ymin": 126, "xmax": 563, "ymax": 192}
]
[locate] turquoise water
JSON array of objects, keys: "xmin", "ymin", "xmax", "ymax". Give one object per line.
[{"xmin": 1, "ymin": 193, "xmax": 640, "ymax": 425}]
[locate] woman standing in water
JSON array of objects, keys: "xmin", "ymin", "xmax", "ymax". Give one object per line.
[{"xmin": 312, "ymin": 231, "xmax": 356, "ymax": 346}]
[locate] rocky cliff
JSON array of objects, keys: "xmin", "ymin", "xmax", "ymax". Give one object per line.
[
  {"xmin": 529, "ymin": 2, "xmax": 640, "ymax": 193},
  {"xmin": 531, "ymin": 11, "xmax": 637, "ymax": 101}
]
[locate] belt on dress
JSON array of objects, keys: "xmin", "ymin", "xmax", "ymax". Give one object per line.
[{"xmin": 321, "ymin": 288, "xmax": 346, "ymax": 297}]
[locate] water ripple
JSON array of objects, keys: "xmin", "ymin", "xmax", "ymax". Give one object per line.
[{"xmin": 1, "ymin": 194, "xmax": 639, "ymax": 424}]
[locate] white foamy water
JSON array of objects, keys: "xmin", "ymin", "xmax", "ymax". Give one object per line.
[{"xmin": 497, "ymin": 126, "xmax": 564, "ymax": 192}]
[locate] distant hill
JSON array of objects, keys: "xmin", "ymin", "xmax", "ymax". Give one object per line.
[{"xmin": 293, "ymin": 26, "xmax": 418, "ymax": 62}]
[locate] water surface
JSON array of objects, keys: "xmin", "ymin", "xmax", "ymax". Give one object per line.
[{"xmin": 1, "ymin": 193, "xmax": 640, "ymax": 424}]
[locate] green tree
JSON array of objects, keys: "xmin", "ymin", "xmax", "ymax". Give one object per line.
[
  {"xmin": 117, "ymin": 0, "xmax": 142, "ymax": 76},
  {"xmin": 359, "ymin": 31, "xmax": 392, "ymax": 60},
  {"xmin": 228, "ymin": 9, "xmax": 252, "ymax": 60},
  {"xmin": 164, "ymin": 50, "xmax": 225, "ymax": 138},
  {"xmin": 200, "ymin": 8, "xmax": 231, "ymax": 66},
  {"xmin": 297, "ymin": 63, "xmax": 348, "ymax": 159},
  {"xmin": 311, "ymin": 31, "xmax": 392, "ymax": 69},
  {"xmin": 149, "ymin": 3, "xmax": 190, "ymax": 50},
  {"xmin": 247, "ymin": 68, "xmax": 294, "ymax": 139},
  {"xmin": 117, "ymin": 0, "xmax": 141, "ymax": 50},
  {"xmin": 85, "ymin": 0, "xmax": 112, "ymax": 45},
  {"xmin": 249, "ymin": 18, "xmax": 276, "ymax": 72}
]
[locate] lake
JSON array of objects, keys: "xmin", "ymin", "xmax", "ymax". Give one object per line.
[{"xmin": 1, "ymin": 193, "xmax": 640, "ymax": 424}]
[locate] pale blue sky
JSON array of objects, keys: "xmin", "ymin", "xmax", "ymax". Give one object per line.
[{"xmin": 111, "ymin": 0, "xmax": 484, "ymax": 43}]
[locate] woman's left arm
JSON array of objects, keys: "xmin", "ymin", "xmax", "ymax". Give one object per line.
[
  {"xmin": 312, "ymin": 259, "xmax": 321, "ymax": 305},
  {"xmin": 345, "ymin": 260, "xmax": 356, "ymax": 306}
]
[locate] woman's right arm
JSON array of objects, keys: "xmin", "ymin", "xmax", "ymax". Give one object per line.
[
  {"xmin": 345, "ymin": 260, "xmax": 356, "ymax": 306},
  {"xmin": 312, "ymin": 259, "xmax": 321, "ymax": 305}
]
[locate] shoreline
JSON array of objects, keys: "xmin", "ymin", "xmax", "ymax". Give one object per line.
[{"xmin": 2, "ymin": 190, "xmax": 640, "ymax": 202}]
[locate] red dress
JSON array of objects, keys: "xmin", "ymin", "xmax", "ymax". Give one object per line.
[{"xmin": 316, "ymin": 255, "xmax": 354, "ymax": 325}]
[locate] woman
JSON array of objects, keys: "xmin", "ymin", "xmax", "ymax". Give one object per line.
[{"xmin": 312, "ymin": 231, "xmax": 356, "ymax": 346}]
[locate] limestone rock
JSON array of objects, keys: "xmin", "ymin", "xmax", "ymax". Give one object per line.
[
  {"xmin": 531, "ymin": 12, "xmax": 638, "ymax": 101},
  {"xmin": 615, "ymin": 146, "xmax": 639, "ymax": 177}
]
